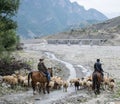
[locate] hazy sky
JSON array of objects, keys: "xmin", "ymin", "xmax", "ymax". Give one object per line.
[{"xmin": 70, "ymin": 0, "xmax": 120, "ymax": 18}]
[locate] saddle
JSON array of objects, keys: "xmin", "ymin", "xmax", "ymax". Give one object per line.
[
  {"xmin": 39, "ymin": 71, "xmax": 50, "ymax": 82},
  {"xmin": 39, "ymin": 71, "xmax": 46, "ymax": 77},
  {"xmin": 93, "ymin": 71, "xmax": 103, "ymax": 81}
]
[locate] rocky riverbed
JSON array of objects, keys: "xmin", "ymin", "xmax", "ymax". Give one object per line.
[{"xmin": 0, "ymin": 43, "xmax": 120, "ymax": 104}]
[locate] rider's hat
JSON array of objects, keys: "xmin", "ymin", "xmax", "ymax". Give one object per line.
[{"xmin": 39, "ymin": 58, "xmax": 44, "ymax": 61}]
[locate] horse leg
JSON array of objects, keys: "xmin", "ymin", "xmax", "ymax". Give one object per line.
[
  {"xmin": 94, "ymin": 82, "xmax": 98, "ymax": 95},
  {"xmin": 37, "ymin": 82, "xmax": 41, "ymax": 94},
  {"xmin": 94, "ymin": 90, "xmax": 97, "ymax": 95},
  {"xmin": 97, "ymin": 83, "xmax": 100, "ymax": 94},
  {"xmin": 92, "ymin": 79, "xmax": 95, "ymax": 90},
  {"xmin": 41, "ymin": 83, "xmax": 46, "ymax": 94},
  {"xmin": 39, "ymin": 84, "xmax": 41, "ymax": 93},
  {"xmin": 46, "ymin": 82, "xmax": 50, "ymax": 94},
  {"xmin": 31, "ymin": 81, "xmax": 36, "ymax": 95}
]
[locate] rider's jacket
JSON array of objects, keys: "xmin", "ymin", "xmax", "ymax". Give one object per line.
[{"xmin": 94, "ymin": 62, "xmax": 103, "ymax": 73}]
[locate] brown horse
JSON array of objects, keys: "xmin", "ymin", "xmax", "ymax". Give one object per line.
[
  {"xmin": 92, "ymin": 71, "xmax": 103, "ymax": 95},
  {"xmin": 28, "ymin": 68, "xmax": 53, "ymax": 94}
]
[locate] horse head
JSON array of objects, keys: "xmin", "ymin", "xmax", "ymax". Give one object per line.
[{"xmin": 48, "ymin": 67, "xmax": 53, "ymax": 77}]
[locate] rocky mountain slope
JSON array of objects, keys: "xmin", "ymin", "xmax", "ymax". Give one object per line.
[
  {"xmin": 43, "ymin": 16, "xmax": 120, "ymax": 45},
  {"xmin": 16, "ymin": 0, "xmax": 107, "ymax": 38}
]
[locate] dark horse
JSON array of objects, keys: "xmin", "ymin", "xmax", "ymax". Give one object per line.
[
  {"xmin": 28, "ymin": 68, "xmax": 53, "ymax": 94},
  {"xmin": 92, "ymin": 71, "xmax": 103, "ymax": 95}
]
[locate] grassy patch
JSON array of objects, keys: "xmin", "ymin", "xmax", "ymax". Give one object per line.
[
  {"xmin": 112, "ymin": 81, "xmax": 120, "ymax": 98},
  {"xmin": 0, "ymin": 83, "xmax": 28, "ymax": 97}
]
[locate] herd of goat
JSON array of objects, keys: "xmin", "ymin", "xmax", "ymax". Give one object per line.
[{"xmin": 1, "ymin": 72, "xmax": 115, "ymax": 94}]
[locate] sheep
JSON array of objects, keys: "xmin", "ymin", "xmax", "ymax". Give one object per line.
[
  {"xmin": 54, "ymin": 79, "xmax": 63, "ymax": 89},
  {"xmin": 2, "ymin": 75, "xmax": 15, "ymax": 83},
  {"xmin": 108, "ymin": 79, "xmax": 115, "ymax": 91},
  {"xmin": 69, "ymin": 79, "xmax": 74, "ymax": 86},
  {"xmin": 62, "ymin": 81, "xmax": 69, "ymax": 92},
  {"xmin": 56, "ymin": 76, "xmax": 62, "ymax": 80},
  {"xmin": 11, "ymin": 77, "xmax": 18, "ymax": 85},
  {"xmin": 36, "ymin": 82, "xmax": 41, "ymax": 93},
  {"xmin": 51, "ymin": 76, "xmax": 63, "ymax": 89},
  {"xmin": 109, "ymin": 78, "xmax": 115, "ymax": 83},
  {"xmin": 53, "ymin": 81, "xmax": 59, "ymax": 89},
  {"xmin": 18, "ymin": 75, "xmax": 28, "ymax": 86},
  {"xmin": 2, "ymin": 75, "xmax": 10, "ymax": 83},
  {"xmin": 86, "ymin": 75, "xmax": 92, "ymax": 81},
  {"xmin": 79, "ymin": 79, "xmax": 84, "ymax": 89},
  {"xmin": 103, "ymin": 76, "xmax": 110, "ymax": 89},
  {"xmin": 108, "ymin": 81, "xmax": 115, "ymax": 91},
  {"xmin": 48, "ymin": 81, "xmax": 55, "ymax": 90},
  {"xmin": 2, "ymin": 75, "xmax": 18, "ymax": 88},
  {"xmin": 51, "ymin": 76, "xmax": 62, "ymax": 81},
  {"xmin": 2, "ymin": 75, "xmax": 14, "ymax": 84},
  {"xmin": 101, "ymin": 76, "xmax": 115, "ymax": 91},
  {"xmin": 23, "ymin": 79, "xmax": 29, "ymax": 87},
  {"xmin": 86, "ymin": 80, "xmax": 92, "ymax": 91},
  {"xmin": 69, "ymin": 78, "xmax": 80, "ymax": 86},
  {"xmin": 82, "ymin": 78, "xmax": 88, "ymax": 88},
  {"xmin": 10, "ymin": 77, "xmax": 18, "ymax": 88}
]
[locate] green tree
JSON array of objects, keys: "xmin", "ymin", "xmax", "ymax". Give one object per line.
[{"xmin": 0, "ymin": 0, "xmax": 20, "ymax": 55}]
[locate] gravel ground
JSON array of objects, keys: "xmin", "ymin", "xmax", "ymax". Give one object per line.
[
  {"xmin": 1, "ymin": 43, "xmax": 120, "ymax": 104},
  {"xmin": 22, "ymin": 44, "xmax": 120, "ymax": 104}
]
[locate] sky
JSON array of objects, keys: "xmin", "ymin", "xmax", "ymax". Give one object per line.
[{"xmin": 70, "ymin": 0, "xmax": 120, "ymax": 19}]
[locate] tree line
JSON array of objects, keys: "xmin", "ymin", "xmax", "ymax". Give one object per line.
[{"xmin": 0, "ymin": 0, "xmax": 31, "ymax": 75}]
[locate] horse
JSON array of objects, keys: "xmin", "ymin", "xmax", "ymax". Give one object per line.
[
  {"xmin": 28, "ymin": 68, "xmax": 53, "ymax": 94},
  {"xmin": 92, "ymin": 71, "xmax": 103, "ymax": 95}
]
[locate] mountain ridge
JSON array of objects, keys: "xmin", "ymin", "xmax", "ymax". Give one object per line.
[{"xmin": 16, "ymin": 0, "xmax": 107, "ymax": 38}]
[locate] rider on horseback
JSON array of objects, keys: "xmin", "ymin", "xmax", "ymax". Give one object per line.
[
  {"xmin": 38, "ymin": 58, "xmax": 50, "ymax": 82},
  {"xmin": 93, "ymin": 59, "xmax": 104, "ymax": 81}
]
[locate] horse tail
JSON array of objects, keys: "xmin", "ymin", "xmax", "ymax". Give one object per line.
[{"xmin": 28, "ymin": 72, "xmax": 32, "ymax": 86}]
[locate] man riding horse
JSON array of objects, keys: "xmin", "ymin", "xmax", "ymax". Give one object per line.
[
  {"xmin": 38, "ymin": 58, "xmax": 50, "ymax": 82},
  {"xmin": 93, "ymin": 59, "xmax": 104, "ymax": 81}
]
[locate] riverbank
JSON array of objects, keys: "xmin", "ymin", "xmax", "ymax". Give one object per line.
[{"xmin": 0, "ymin": 44, "xmax": 120, "ymax": 104}]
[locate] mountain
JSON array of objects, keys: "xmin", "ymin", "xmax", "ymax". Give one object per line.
[
  {"xmin": 16, "ymin": 0, "xmax": 108, "ymax": 38},
  {"xmin": 43, "ymin": 16, "xmax": 120, "ymax": 45}
]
